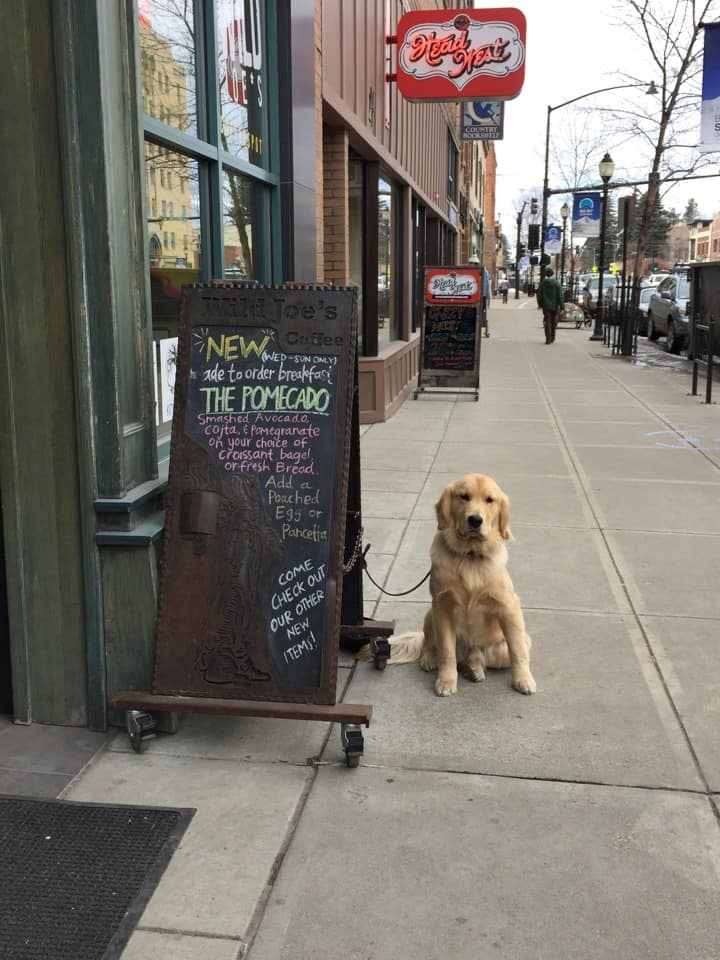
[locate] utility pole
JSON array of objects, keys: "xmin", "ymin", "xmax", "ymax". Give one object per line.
[{"xmin": 515, "ymin": 201, "xmax": 527, "ymax": 300}]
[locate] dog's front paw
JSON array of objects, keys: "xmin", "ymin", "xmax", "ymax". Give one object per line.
[
  {"xmin": 512, "ymin": 672, "xmax": 536, "ymax": 695},
  {"xmin": 435, "ymin": 675, "xmax": 458, "ymax": 697}
]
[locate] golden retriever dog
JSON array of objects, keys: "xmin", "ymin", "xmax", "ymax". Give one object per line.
[{"xmin": 357, "ymin": 474, "xmax": 535, "ymax": 697}]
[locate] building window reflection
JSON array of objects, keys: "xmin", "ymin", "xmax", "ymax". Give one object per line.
[
  {"xmin": 138, "ymin": 0, "xmax": 197, "ymax": 136},
  {"xmin": 378, "ymin": 176, "xmax": 400, "ymax": 348},
  {"xmin": 216, "ymin": 0, "xmax": 268, "ymax": 166},
  {"xmin": 144, "ymin": 145, "xmax": 201, "ymax": 438},
  {"xmin": 223, "ymin": 170, "xmax": 269, "ymax": 279}
]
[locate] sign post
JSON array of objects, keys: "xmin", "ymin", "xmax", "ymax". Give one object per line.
[
  {"xmin": 113, "ymin": 283, "xmax": 373, "ymax": 766},
  {"xmin": 414, "ymin": 266, "xmax": 482, "ymax": 400}
]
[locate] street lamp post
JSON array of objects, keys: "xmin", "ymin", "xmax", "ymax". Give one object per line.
[
  {"xmin": 560, "ymin": 201, "xmax": 570, "ymax": 288},
  {"xmin": 590, "ymin": 152, "xmax": 615, "ymax": 341},
  {"xmin": 514, "ymin": 201, "xmax": 526, "ymax": 300},
  {"xmin": 540, "ymin": 82, "xmax": 658, "ymax": 270}
]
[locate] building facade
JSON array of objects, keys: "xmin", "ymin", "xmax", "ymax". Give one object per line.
[
  {"xmin": 0, "ymin": 0, "xmax": 496, "ymax": 728},
  {"xmin": 688, "ymin": 216, "xmax": 720, "ymax": 262}
]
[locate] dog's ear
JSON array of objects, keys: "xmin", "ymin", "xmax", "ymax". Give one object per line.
[
  {"xmin": 435, "ymin": 487, "xmax": 453, "ymax": 530},
  {"xmin": 498, "ymin": 492, "xmax": 513, "ymax": 540}
]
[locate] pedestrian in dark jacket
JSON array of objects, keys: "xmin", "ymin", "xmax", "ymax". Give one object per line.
[{"xmin": 537, "ymin": 269, "xmax": 563, "ymax": 344}]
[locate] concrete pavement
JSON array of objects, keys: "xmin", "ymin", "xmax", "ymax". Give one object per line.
[{"xmin": 5, "ymin": 295, "xmax": 720, "ymax": 958}]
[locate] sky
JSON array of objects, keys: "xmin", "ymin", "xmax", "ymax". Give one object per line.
[{"xmin": 488, "ymin": 0, "xmax": 720, "ymax": 239}]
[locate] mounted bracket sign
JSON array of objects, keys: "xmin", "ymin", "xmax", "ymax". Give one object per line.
[
  {"xmin": 414, "ymin": 267, "xmax": 482, "ymax": 400},
  {"xmin": 387, "ymin": 8, "xmax": 526, "ymax": 102}
]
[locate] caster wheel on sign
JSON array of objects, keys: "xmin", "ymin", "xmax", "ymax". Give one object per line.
[
  {"xmin": 129, "ymin": 731, "xmax": 148, "ymax": 753},
  {"xmin": 370, "ymin": 636, "xmax": 391, "ymax": 671},
  {"xmin": 341, "ymin": 723, "xmax": 364, "ymax": 768},
  {"xmin": 126, "ymin": 709, "xmax": 157, "ymax": 753}
]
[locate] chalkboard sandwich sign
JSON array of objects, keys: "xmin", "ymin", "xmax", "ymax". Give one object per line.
[
  {"xmin": 113, "ymin": 284, "xmax": 374, "ymax": 762},
  {"xmin": 415, "ymin": 266, "xmax": 482, "ymax": 399}
]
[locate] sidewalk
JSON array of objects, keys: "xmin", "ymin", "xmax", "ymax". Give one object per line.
[{"xmin": 6, "ymin": 297, "xmax": 720, "ymax": 958}]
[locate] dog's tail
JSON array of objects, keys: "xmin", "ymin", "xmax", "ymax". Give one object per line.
[{"xmin": 354, "ymin": 631, "xmax": 424, "ymax": 665}]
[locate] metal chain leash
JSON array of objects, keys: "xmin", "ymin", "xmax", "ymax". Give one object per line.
[
  {"xmin": 361, "ymin": 551, "xmax": 431, "ymax": 597},
  {"xmin": 344, "ymin": 522, "xmax": 431, "ymax": 596},
  {"xmin": 342, "ymin": 522, "xmax": 365, "ymax": 574}
]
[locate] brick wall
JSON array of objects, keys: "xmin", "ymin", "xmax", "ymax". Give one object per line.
[{"xmin": 322, "ymin": 127, "xmax": 349, "ymax": 284}]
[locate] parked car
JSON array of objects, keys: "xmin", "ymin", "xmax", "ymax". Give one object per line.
[
  {"xmin": 635, "ymin": 285, "xmax": 656, "ymax": 336},
  {"xmin": 646, "ymin": 272, "xmax": 691, "ymax": 353},
  {"xmin": 641, "ymin": 272, "xmax": 671, "ymax": 288},
  {"xmin": 581, "ymin": 274, "xmax": 620, "ymax": 317}
]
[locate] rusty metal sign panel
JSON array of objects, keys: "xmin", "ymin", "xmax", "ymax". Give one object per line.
[{"xmin": 152, "ymin": 283, "xmax": 357, "ymax": 705}]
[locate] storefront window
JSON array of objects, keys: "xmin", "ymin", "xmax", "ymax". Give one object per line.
[
  {"xmin": 216, "ymin": 0, "xmax": 268, "ymax": 166},
  {"xmin": 138, "ymin": 0, "xmax": 277, "ymax": 453},
  {"xmin": 138, "ymin": 0, "xmax": 197, "ymax": 136},
  {"xmin": 378, "ymin": 176, "xmax": 400, "ymax": 348},
  {"xmin": 145, "ymin": 145, "xmax": 201, "ymax": 434},
  {"xmin": 223, "ymin": 170, "xmax": 269, "ymax": 278}
]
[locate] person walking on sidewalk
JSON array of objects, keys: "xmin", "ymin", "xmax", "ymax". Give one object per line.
[
  {"xmin": 499, "ymin": 277, "xmax": 509, "ymax": 303},
  {"xmin": 537, "ymin": 268, "xmax": 564, "ymax": 344}
]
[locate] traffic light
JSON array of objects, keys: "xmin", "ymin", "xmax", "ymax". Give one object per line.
[
  {"xmin": 651, "ymin": 262, "xmax": 659, "ymax": 273},
  {"xmin": 518, "ymin": 243, "xmax": 527, "ymax": 257},
  {"xmin": 528, "ymin": 224, "xmax": 540, "ymax": 250},
  {"xmin": 530, "ymin": 197, "xmax": 538, "ymax": 215}
]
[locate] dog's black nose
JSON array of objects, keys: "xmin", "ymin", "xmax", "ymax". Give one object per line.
[{"xmin": 467, "ymin": 514, "xmax": 483, "ymax": 528}]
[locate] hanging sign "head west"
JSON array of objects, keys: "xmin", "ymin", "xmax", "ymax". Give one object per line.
[{"xmin": 395, "ymin": 8, "xmax": 526, "ymax": 102}]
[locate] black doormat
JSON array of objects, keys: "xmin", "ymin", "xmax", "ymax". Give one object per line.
[{"xmin": 0, "ymin": 795, "xmax": 194, "ymax": 960}]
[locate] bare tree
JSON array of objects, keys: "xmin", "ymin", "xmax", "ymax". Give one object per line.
[
  {"xmin": 607, "ymin": 0, "xmax": 719, "ymax": 281},
  {"xmin": 549, "ymin": 110, "xmax": 607, "ymax": 199}
]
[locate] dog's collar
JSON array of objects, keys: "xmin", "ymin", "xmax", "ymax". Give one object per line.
[{"xmin": 442, "ymin": 531, "xmax": 491, "ymax": 560}]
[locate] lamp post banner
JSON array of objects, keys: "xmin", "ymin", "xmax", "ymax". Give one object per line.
[
  {"xmin": 544, "ymin": 225, "xmax": 562, "ymax": 254},
  {"xmin": 699, "ymin": 22, "xmax": 720, "ymax": 153},
  {"xmin": 572, "ymin": 192, "xmax": 602, "ymax": 238}
]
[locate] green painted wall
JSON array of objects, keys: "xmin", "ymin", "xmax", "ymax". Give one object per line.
[
  {"xmin": 0, "ymin": 0, "xmax": 163, "ymax": 728},
  {"xmin": 0, "ymin": 0, "xmax": 88, "ymax": 724}
]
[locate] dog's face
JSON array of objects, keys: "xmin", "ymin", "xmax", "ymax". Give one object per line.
[{"xmin": 434, "ymin": 474, "xmax": 511, "ymax": 553}]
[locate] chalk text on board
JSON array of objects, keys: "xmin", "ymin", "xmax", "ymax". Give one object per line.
[
  {"xmin": 205, "ymin": 333, "xmax": 271, "ymax": 361},
  {"xmin": 269, "ymin": 557, "xmax": 326, "ymax": 665}
]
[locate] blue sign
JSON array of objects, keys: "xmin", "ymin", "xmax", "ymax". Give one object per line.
[
  {"xmin": 572, "ymin": 192, "xmax": 601, "ymax": 238},
  {"xmin": 461, "ymin": 101, "xmax": 505, "ymax": 141},
  {"xmin": 544, "ymin": 224, "xmax": 562, "ymax": 254},
  {"xmin": 700, "ymin": 23, "xmax": 720, "ymax": 153}
]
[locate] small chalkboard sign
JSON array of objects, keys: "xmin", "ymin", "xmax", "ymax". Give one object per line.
[
  {"xmin": 415, "ymin": 266, "xmax": 481, "ymax": 399},
  {"xmin": 151, "ymin": 283, "xmax": 357, "ymax": 706}
]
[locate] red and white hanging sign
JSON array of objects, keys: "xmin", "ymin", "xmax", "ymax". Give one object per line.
[
  {"xmin": 395, "ymin": 8, "xmax": 526, "ymax": 102},
  {"xmin": 425, "ymin": 269, "xmax": 481, "ymax": 304}
]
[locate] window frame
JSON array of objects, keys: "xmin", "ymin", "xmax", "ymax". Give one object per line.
[{"xmin": 138, "ymin": 0, "xmax": 282, "ymax": 456}]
